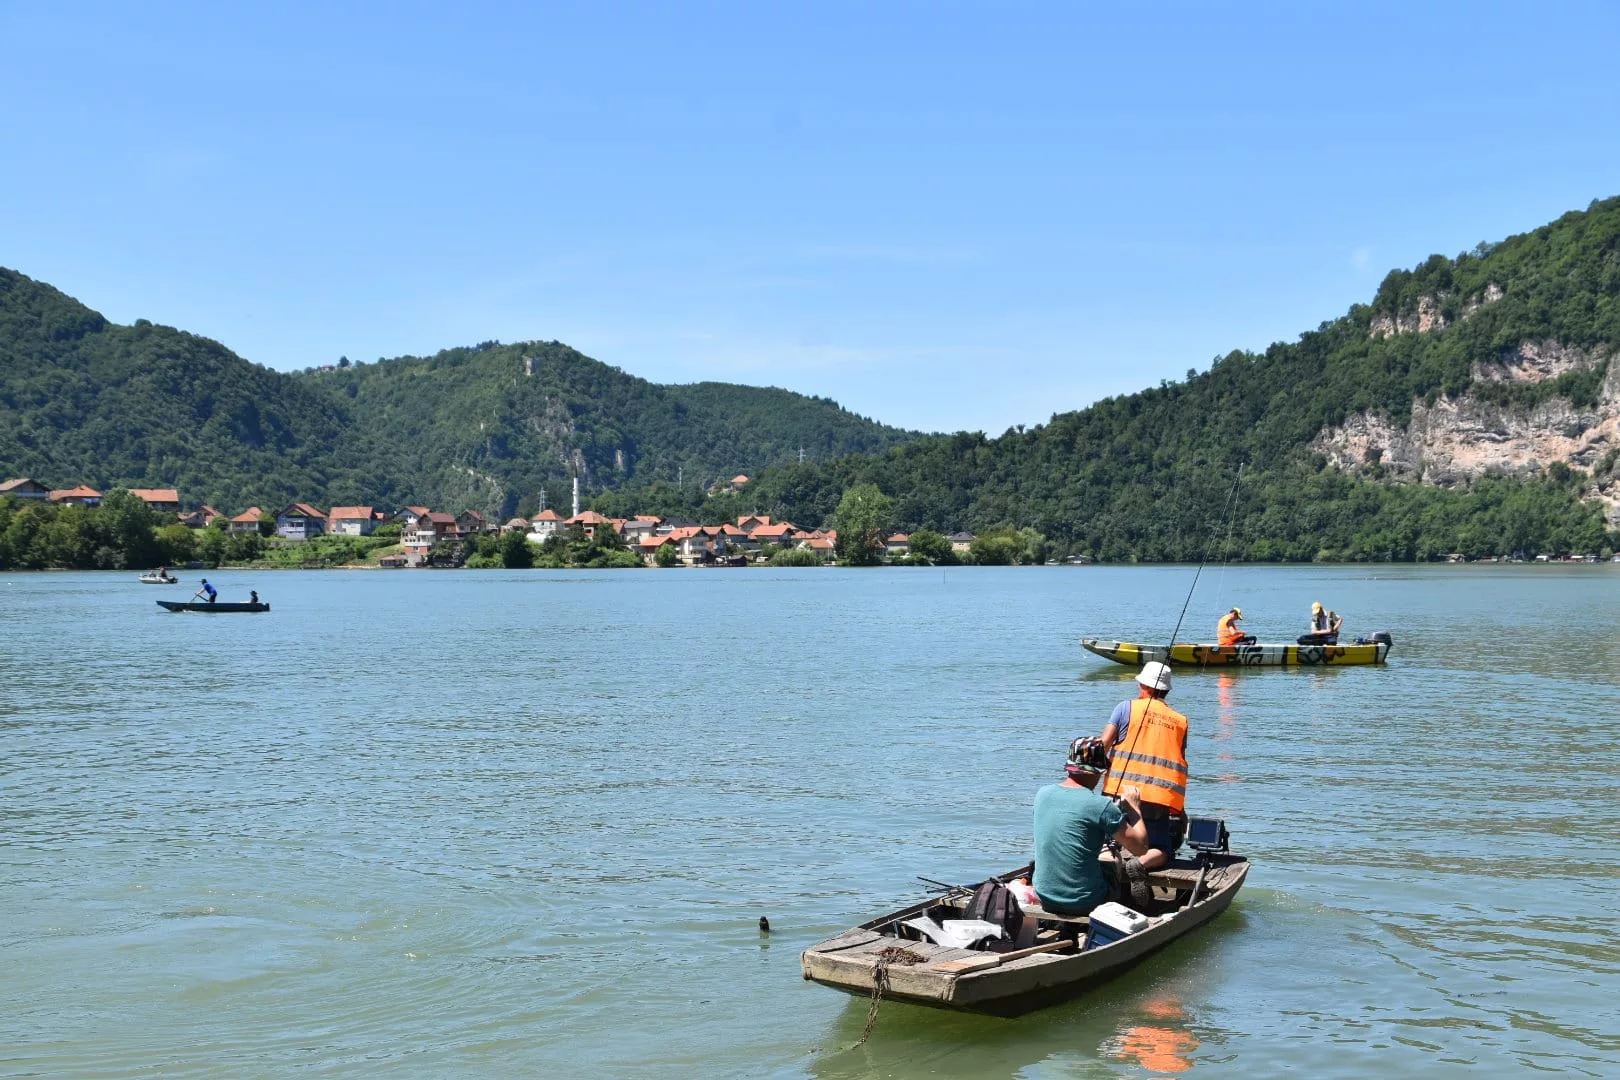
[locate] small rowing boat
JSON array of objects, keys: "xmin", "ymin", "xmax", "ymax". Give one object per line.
[
  {"xmin": 156, "ymin": 601, "xmax": 270, "ymax": 613},
  {"xmin": 801, "ymin": 847, "xmax": 1248, "ymax": 1015},
  {"xmin": 1081, "ymin": 636, "xmax": 1390, "ymax": 667},
  {"xmin": 139, "ymin": 573, "xmax": 179, "ymax": 584}
]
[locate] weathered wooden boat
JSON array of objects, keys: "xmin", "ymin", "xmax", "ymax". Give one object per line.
[
  {"xmin": 1081, "ymin": 636, "xmax": 1390, "ymax": 668},
  {"xmin": 138, "ymin": 573, "xmax": 179, "ymax": 584},
  {"xmin": 156, "ymin": 600, "xmax": 270, "ymax": 613},
  {"xmin": 801, "ymin": 849, "xmax": 1248, "ymax": 1015}
]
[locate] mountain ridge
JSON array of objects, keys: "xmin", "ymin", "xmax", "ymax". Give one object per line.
[{"xmin": 0, "ymin": 268, "xmax": 918, "ymax": 515}]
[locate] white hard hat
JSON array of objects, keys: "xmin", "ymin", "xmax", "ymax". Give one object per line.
[{"xmin": 1136, "ymin": 661, "xmax": 1173, "ymax": 693}]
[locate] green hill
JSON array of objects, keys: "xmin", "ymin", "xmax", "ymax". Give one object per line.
[
  {"xmin": 0, "ymin": 269, "xmax": 917, "ymax": 515},
  {"xmin": 734, "ymin": 197, "xmax": 1620, "ymax": 560}
]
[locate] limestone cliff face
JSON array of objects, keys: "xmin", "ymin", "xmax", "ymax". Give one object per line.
[
  {"xmin": 1368, "ymin": 283, "xmax": 1503, "ymax": 340},
  {"xmin": 1311, "ymin": 340, "xmax": 1620, "ymax": 524}
]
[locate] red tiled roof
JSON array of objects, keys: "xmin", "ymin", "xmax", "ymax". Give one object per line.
[
  {"xmin": 752, "ymin": 523, "xmax": 794, "ymax": 538},
  {"xmin": 731, "ymin": 475, "xmax": 749, "ymax": 485},
  {"xmin": 633, "ymin": 515, "xmax": 662, "ymax": 523},
  {"xmin": 532, "ymin": 509, "xmax": 563, "ymax": 521},
  {"xmin": 639, "ymin": 534, "xmax": 675, "ymax": 548},
  {"xmin": 129, "ymin": 488, "xmax": 180, "ymax": 504},
  {"xmin": 887, "ymin": 533, "xmax": 910, "ymax": 542},
  {"xmin": 287, "ymin": 502, "xmax": 325, "ymax": 518},
  {"xmin": 405, "ymin": 505, "xmax": 431, "ymax": 516},
  {"xmin": 328, "ymin": 505, "xmax": 375, "ymax": 521},
  {"xmin": 49, "ymin": 485, "xmax": 103, "ymax": 500},
  {"xmin": 231, "ymin": 506, "xmax": 264, "ymax": 522},
  {"xmin": 505, "ymin": 517, "xmax": 529, "ymax": 527},
  {"xmin": 718, "ymin": 524, "xmax": 747, "ymax": 535},
  {"xmin": 0, "ymin": 478, "xmax": 47, "ymax": 494},
  {"xmin": 567, "ymin": 510, "xmax": 610, "ymax": 524},
  {"xmin": 806, "ymin": 538, "xmax": 835, "ymax": 550},
  {"xmin": 425, "ymin": 512, "xmax": 457, "ymax": 525}
]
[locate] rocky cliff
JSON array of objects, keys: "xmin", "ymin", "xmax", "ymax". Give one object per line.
[{"xmin": 1312, "ymin": 339, "xmax": 1620, "ymax": 524}]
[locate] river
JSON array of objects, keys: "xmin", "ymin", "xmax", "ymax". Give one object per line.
[{"xmin": 2, "ymin": 565, "xmax": 1616, "ymax": 1078}]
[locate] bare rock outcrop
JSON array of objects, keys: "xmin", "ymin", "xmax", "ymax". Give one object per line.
[
  {"xmin": 1312, "ymin": 340, "xmax": 1620, "ymax": 525},
  {"xmin": 1368, "ymin": 284, "xmax": 1502, "ymax": 340}
]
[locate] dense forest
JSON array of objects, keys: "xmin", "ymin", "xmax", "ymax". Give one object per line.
[
  {"xmin": 0, "ymin": 269, "xmax": 916, "ymax": 516},
  {"xmin": 5, "ymin": 195, "xmax": 1620, "ymax": 563}
]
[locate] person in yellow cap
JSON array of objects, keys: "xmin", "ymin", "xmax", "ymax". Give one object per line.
[{"xmin": 1216, "ymin": 606, "xmax": 1253, "ymax": 647}]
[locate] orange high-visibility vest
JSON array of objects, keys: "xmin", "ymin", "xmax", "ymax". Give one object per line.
[
  {"xmin": 1217, "ymin": 612, "xmax": 1243, "ymax": 646},
  {"xmin": 1103, "ymin": 698, "xmax": 1189, "ymax": 812}
]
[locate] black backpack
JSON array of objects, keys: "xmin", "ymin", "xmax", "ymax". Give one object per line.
[{"xmin": 964, "ymin": 880, "xmax": 1030, "ymax": 951}]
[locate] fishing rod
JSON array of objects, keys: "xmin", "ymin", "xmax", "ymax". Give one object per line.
[{"xmin": 1099, "ymin": 463, "xmax": 1246, "ymax": 836}]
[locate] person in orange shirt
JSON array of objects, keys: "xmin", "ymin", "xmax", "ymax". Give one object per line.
[{"xmin": 1216, "ymin": 606, "xmax": 1254, "ymax": 646}]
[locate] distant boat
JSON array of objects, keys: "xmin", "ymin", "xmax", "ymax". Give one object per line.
[
  {"xmin": 139, "ymin": 573, "xmax": 179, "ymax": 584},
  {"xmin": 801, "ymin": 849, "xmax": 1249, "ymax": 1015},
  {"xmin": 1081, "ymin": 636, "xmax": 1390, "ymax": 667},
  {"xmin": 156, "ymin": 600, "xmax": 269, "ymax": 613}
]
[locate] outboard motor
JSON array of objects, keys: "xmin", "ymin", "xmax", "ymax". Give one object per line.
[{"xmin": 1371, "ymin": 631, "xmax": 1393, "ymax": 647}]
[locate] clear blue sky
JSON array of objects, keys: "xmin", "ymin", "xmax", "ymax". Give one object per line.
[{"xmin": 3, "ymin": 2, "xmax": 1618, "ymax": 434}]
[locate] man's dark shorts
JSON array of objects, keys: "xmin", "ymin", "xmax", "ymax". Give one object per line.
[{"xmin": 1141, "ymin": 805, "xmax": 1186, "ymax": 857}]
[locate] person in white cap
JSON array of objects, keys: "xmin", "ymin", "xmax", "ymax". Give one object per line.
[{"xmin": 1098, "ymin": 660, "xmax": 1190, "ymax": 875}]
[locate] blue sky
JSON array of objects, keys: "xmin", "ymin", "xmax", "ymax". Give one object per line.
[{"xmin": 3, "ymin": 2, "xmax": 1618, "ymax": 435}]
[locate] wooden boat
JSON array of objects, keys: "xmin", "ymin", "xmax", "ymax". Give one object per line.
[
  {"xmin": 801, "ymin": 851, "xmax": 1248, "ymax": 1015},
  {"xmin": 139, "ymin": 574, "xmax": 179, "ymax": 584},
  {"xmin": 156, "ymin": 600, "xmax": 270, "ymax": 613},
  {"xmin": 1081, "ymin": 637, "xmax": 1389, "ymax": 668}
]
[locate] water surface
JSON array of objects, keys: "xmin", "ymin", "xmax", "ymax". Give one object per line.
[{"xmin": 2, "ymin": 565, "xmax": 1616, "ymax": 1077}]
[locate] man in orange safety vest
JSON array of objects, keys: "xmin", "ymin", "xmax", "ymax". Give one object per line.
[{"xmin": 1099, "ymin": 661, "xmax": 1190, "ymax": 882}]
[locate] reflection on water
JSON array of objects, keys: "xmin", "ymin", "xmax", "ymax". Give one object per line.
[
  {"xmin": 2, "ymin": 565, "xmax": 1617, "ymax": 1078},
  {"xmin": 1106, "ymin": 996, "xmax": 1198, "ymax": 1073}
]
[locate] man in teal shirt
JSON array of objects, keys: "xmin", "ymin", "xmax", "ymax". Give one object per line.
[{"xmin": 1033, "ymin": 737, "xmax": 1149, "ymax": 915}]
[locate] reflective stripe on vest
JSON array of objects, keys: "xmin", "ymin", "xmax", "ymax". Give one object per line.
[{"xmin": 1103, "ymin": 697, "xmax": 1189, "ymax": 813}]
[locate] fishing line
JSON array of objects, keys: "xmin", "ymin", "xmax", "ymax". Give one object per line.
[{"xmin": 1100, "ymin": 463, "xmax": 1245, "ymax": 845}]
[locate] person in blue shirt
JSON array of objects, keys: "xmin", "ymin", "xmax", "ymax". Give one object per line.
[
  {"xmin": 1032, "ymin": 736, "xmax": 1149, "ymax": 916},
  {"xmin": 199, "ymin": 579, "xmax": 218, "ymax": 603}
]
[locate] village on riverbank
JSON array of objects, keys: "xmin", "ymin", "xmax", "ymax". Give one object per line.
[
  {"xmin": 0, "ymin": 476, "xmax": 1020, "ymax": 569},
  {"xmin": 4, "ymin": 476, "xmax": 1615, "ymax": 571}
]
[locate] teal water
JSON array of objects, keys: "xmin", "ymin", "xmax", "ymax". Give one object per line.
[{"xmin": 2, "ymin": 566, "xmax": 1617, "ymax": 1078}]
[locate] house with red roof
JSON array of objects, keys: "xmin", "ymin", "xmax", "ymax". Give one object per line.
[
  {"xmin": 885, "ymin": 533, "xmax": 911, "ymax": 556},
  {"xmin": 178, "ymin": 505, "xmax": 224, "ymax": 529},
  {"xmin": 565, "ymin": 509, "xmax": 617, "ymax": 540},
  {"xmin": 328, "ymin": 506, "xmax": 379, "ymax": 536},
  {"xmin": 48, "ymin": 485, "xmax": 103, "ymax": 506},
  {"xmin": 229, "ymin": 507, "xmax": 265, "ymax": 534},
  {"xmin": 638, "ymin": 533, "xmax": 679, "ymax": 565},
  {"xmin": 620, "ymin": 516, "xmax": 662, "ymax": 545},
  {"xmin": 275, "ymin": 503, "xmax": 328, "ymax": 540},
  {"xmin": 527, "ymin": 508, "xmax": 565, "ymax": 542},
  {"xmin": 129, "ymin": 488, "xmax": 180, "ymax": 512},
  {"xmin": 502, "ymin": 516, "xmax": 530, "ymax": 533},
  {"xmin": 404, "ymin": 512, "xmax": 458, "ymax": 553}
]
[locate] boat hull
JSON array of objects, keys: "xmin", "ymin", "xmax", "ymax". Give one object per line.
[
  {"xmin": 139, "ymin": 577, "xmax": 179, "ymax": 584},
  {"xmin": 801, "ymin": 856, "xmax": 1248, "ymax": 1015},
  {"xmin": 156, "ymin": 601, "xmax": 269, "ymax": 613},
  {"xmin": 1081, "ymin": 638, "xmax": 1388, "ymax": 667}
]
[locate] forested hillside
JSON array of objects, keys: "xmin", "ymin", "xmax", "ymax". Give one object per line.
[
  {"xmin": 297, "ymin": 343, "xmax": 912, "ymax": 516},
  {"xmin": 0, "ymin": 270, "xmax": 916, "ymax": 515},
  {"xmin": 723, "ymin": 197, "xmax": 1620, "ymax": 560}
]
